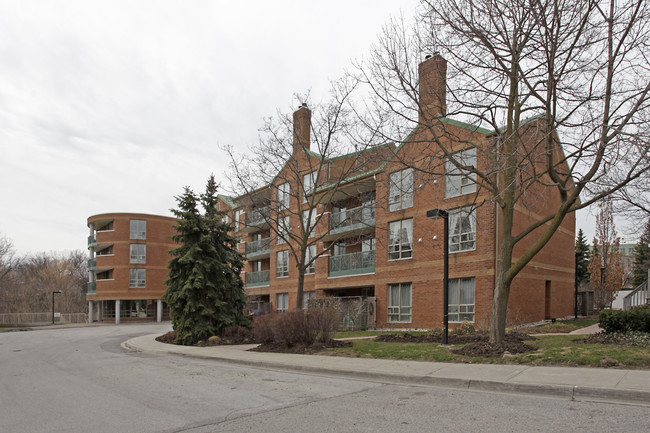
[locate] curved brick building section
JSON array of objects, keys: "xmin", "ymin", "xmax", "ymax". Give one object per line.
[{"xmin": 86, "ymin": 213, "xmax": 177, "ymax": 323}]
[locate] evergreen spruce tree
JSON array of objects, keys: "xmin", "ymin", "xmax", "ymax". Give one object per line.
[
  {"xmin": 632, "ymin": 219, "xmax": 650, "ymax": 287},
  {"xmin": 163, "ymin": 175, "xmax": 249, "ymax": 346},
  {"xmin": 575, "ymin": 229, "xmax": 591, "ymax": 287}
]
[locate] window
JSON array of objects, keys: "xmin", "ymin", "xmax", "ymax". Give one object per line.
[
  {"xmin": 388, "ymin": 219, "xmax": 413, "ymax": 260},
  {"xmin": 234, "ymin": 210, "xmax": 243, "ymax": 231},
  {"xmin": 252, "ymin": 260, "xmax": 262, "ymax": 272},
  {"xmin": 129, "ymin": 244, "xmax": 146, "ymax": 264},
  {"xmin": 445, "ymin": 148, "xmax": 477, "ymax": 197},
  {"xmin": 276, "ymin": 293, "xmax": 289, "ymax": 312},
  {"xmin": 302, "ymin": 210, "xmax": 316, "ymax": 238},
  {"xmin": 387, "ymin": 282, "xmax": 412, "ymax": 322},
  {"xmin": 303, "ymin": 171, "xmax": 316, "ymax": 202},
  {"xmin": 129, "ymin": 269, "xmax": 146, "ymax": 288},
  {"xmin": 388, "ymin": 168, "xmax": 413, "ymax": 211},
  {"xmin": 362, "ymin": 236, "xmax": 376, "ymax": 252},
  {"xmin": 278, "ymin": 215, "xmax": 290, "ymax": 244},
  {"xmin": 448, "ymin": 278, "xmax": 475, "ymax": 322},
  {"xmin": 276, "ymin": 250, "xmax": 289, "ymax": 278},
  {"xmin": 449, "ymin": 207, "xmax": 476, "ymax": 252},
  {"xmin": 278, "ymin": 182, "xmax": 290, "ymax": 210},
  {"xmin": 305, "ymin": 244, "xmax": 316, "ymax": 274},
  {"xmin": 130, "ymin": 220, "xmax": 146, "ymax": 239}
]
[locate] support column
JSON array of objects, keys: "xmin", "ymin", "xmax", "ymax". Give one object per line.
[
  {"xmin": 88, "ymin": 300, "xmax": 94, "ymax": 323},
  {"xmin": 115, "ymin": 300, "xmax": 120, "ymax": 325},
  {"xmin": 156, "ymin": 299, "xmax": 163, "ymax": 323}
]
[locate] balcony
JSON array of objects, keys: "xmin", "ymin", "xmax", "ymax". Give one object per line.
[
  {"xmin": 87, "ymin": 281, "xmax": 96, "ymax": 294},
  {"xmin": 245, "ymin": 270, "xmax": 270, "ymax": 287},
  {"xmin": 245, "ymin": 237, "xmax": 271, "ymax": 259},
  {"xmin": 324, "ymin": 204, "xmax": 376, "ymax": 241},
  {"xmin": 87, "ymin": 259, "xmax": 96, "ymax": 270},
  {"xmin": 243, "ymin": 207, "xmax": 270, "ymax": 232},
  {"xmin": 87, "ymin": 235, "xmax": 96, "ymax": 247},
  {"xmin": 329, "ymin": 250, "xmax": 375, "ymax": 277}
]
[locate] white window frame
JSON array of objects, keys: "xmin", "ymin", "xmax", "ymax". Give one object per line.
[
  {"xmin": 129, "ymin": 268, "xmax": 146, "ymax": 288},
  {"xmin": 276, "ymin": 250, "xmax": 289, "ymax": 278},
  {"xmin": 448, "ymin": 277, "xmax": 475, "ymax": 323},
  {"xmin": 302, "ymin": 209, "xmax": 317, "ymax": 238},
  {"xmin": 445, "ymin": 148, "xmax": 477, "ymax": 198},
  {"xmin": 276, "ymin": 293, "xmax": 289, "ymax": 312},
  {"xmin": 449, "ymin": 206, "xmax": 476, "ymax": 253},
  {"xmin": 129, "ymin": 220, "xmax": 146, "ymax": 240},
  {"xmin": 129, "ymin": 244, "xmax": 146, "ymax": 264},
  {"xmin": 303, "ymin": 171, "xmax": 317, "ymax": 202},
  {"xmin": 234, "ymin": 209, "xmax": 243, "ymax": 231},
  {"xmin": 388, "ymin": 168, "xmax": 413, "ymax": 211},
  {"xmin": 388, "ymin": 219, "xmax": 413, "ymax": 260},
  {"xmin": 305, "ymin": 244, "xmax": 316, "ymax": 274},
  {"xmin": 278, "ymin": 182, "xmax": 290, "ymax": 210},
  {"xmin": 277, "ymin": 215, "xmax": 290, "ymax": 244},
  {"xmin": 387, "ymin": 282, "xmax": 412, "ymax": 323}
]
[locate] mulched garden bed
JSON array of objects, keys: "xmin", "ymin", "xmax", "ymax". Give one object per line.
[
  {"xmin": 376, "ymin": 331, "xmax": 538, "ymax": 357},
  {"xmin": 156, "ymin": 327, "xmax": 258, "ymax": 346}
]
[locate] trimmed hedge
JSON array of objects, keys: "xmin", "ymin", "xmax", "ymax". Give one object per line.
[
  {"xmin": 599, "ymin": 305, "xmax": 650, "ymax": 333},
  {"xmin": 252, "ymin": 308, "xmax": 339, "ymax": 348}
]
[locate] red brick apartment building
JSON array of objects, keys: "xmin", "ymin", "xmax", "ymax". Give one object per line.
[
  {"xmin": 86, "ymin": 213, "xmax": 177, "ymax": 323},
  {"xmin": 221, "ymin": 54, "xmax": 575, "ymax": 330}
]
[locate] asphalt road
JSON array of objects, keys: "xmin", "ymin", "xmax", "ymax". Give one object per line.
[{"xmin": 1, "ymin": 323, "xmax": 648, "ymax": 433}]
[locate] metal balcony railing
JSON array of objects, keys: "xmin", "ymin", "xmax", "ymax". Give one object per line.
[
  {"xmin": 245, "ymin": 270, "xmax": 270, "ymax": 287},
  {"xmin": 87, "ymin": 259, "xmax": 96, "ymax": 270},
  {"xmin": 87, "ymin": 235, "xmax": 96, "ymax": 246},
  {"xmin": 245, "ymin": 238, "xmax": 271, "ymax": 257},
  {"xmin": 329, "ymin": 204, "xmax": 375, "ymax": 235},
  {"xmin": 246, "ymin": 207, "xmax": 270, "ymax": 227},
  {"xmin": 87, "ymin": 281, "xmax": 96, "ymax": 294},
  {"xmin": 329, "ymin": 250, "xmax": 375, "ymax": 277}
]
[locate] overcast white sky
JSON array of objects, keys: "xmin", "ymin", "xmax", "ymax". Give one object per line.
[{"xmin": 0, "ymin": 0, "xmax": 609, "ymax": 256}]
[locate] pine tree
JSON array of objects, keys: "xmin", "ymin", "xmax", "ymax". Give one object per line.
[
  {"xmin": 632, "ymin": 219, "xmax": 650, "ymax": 287},
  {"xmin": 575, "ymin": 228, "xmax": 591, "ymax": 287},
  {"xmin": 163, "ymin": 175, "xmax": 249, "ymax": 346}
]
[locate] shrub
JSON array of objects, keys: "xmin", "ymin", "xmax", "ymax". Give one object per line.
[
  {"xmin": 252, "ymin": 308, "xmax": 339, "ymax": 348},
  {"xmin": 451, "ymin": 320, "xmax": 476, "ymax": 336},
  {"xmin": 600, "ymin": 306, "xmax": 650, "ymax": 333}
]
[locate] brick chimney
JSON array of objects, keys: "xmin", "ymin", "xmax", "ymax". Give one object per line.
[
  {"xmin": 293, "ymin": 103, "xmax": 311, "ymax": 153},
  {"xmin": 418, "ymin": 53, "xmax": 447, "ymax": 121}
]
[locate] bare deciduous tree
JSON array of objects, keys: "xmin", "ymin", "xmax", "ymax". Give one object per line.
[{"xmin": 357, "ymin": 0, "xmax": 650, "ymax": 342}]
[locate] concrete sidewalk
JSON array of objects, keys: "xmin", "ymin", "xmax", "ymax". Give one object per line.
[{"xmin": 123, "ymin": 333, "xmax": 650, "ymax": 405}]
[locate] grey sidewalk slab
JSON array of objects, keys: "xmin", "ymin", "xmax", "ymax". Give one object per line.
[{"xmin": 123, "ymin": 334, "xmax": 650, "ymax": 405}]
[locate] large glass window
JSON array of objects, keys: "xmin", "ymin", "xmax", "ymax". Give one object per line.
[
  {"xmin": 388, "ymin": 168, "xmax": 414, "ymax": 211},
  {"xmin": 302, "ymin": 210, "xmax": 316, "ymax": 238},
  {"xmin": 276, "ymin": 250, "xmax": 289, "ymax": 278},
  {"xmin": 449, "ymin": 207, "xmax": 476, "ymax": 252},
  {"xmin": 130, "ymin": 220, "xmax": 146, "ymax": 240},
  {"xmin": 129, "ymin": 269, "xmax": 146, "ymax": 288},
  {"xmin": 448, "ymin": 277, "xmax": 475, "ymax": 322},
  {"xmin": 303, "ymin": 171, "xmax": 316, "ymax": 202},
  {"xmin": 129, "ymin": 244, "xmax": 146, "ymax": 264},
  {"xmin": 276, "ymin": 293, "xmax": 289, "ymax": 312},
  {"xmin": 278, "ymin": 215, "xmax": 290, "ymax": 244},
  {"xmin": 305, "ymin": 244, "xmax": 316, "ymax": 274},
  {"xmin": 234, "ymin": 209, "xmax": 243, "ymax": 231},
  {"xmin": 387, "ymin": 282, "xmax": 412, "ymax": 323},
  {"xmin": 388, "ymin": 219, "xmax": 413, "ymax": 260},
  {"xmin": 278, "ymin": 182, "xmax": 290, "ymax": 210},
  {"xmin": 445, "ymin": 148, "xmax": 477, "ymax": 197}
]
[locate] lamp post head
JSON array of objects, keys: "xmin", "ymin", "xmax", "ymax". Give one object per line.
[
  {"xmin": 53, "ymin": 290, "xmax": 62, "ymax": 294},
  {"xmin": 427, "ymin": 209, "xmax": 448, "ymax": 219}
]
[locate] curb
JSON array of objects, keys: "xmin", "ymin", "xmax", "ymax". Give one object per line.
[{"xmin": 122, "ymin": 336, "xmax": 650, "ymax": 406}]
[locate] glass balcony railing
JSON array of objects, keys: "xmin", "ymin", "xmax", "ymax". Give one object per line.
[
  {"xmin": 246, "ymin": 238, "xmax": 271, "ymax": 257},
  {"xmin": 245, "ymin": 270, "xmax": 270, "ymax": 287},
  {"xmin": 330, "ymin": 204, "xmax": 375, "ymax": 235},
  {"xmin": 329, "ymin": 250, "xmax": 375, "ymax": 277},
  {"xmin": 87, "ymin": 281, "xmax": 96, "ymax": 294},
  {"xmin": 87, "ymin": 235, "xmax": 96, "ymax": 246},
  {"xmin": 246, "ymin": 207, "xmax": 270, "ymax": 227},
  {"xmin": 87, "ymin": 259, "xmax": 96, "ymax": 270}
]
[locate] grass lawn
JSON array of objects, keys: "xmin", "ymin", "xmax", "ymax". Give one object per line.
[
  {"xmin": 524, "ymin": 317, "xmax": 600, "ymax": 334},
  {"xmin": 324, "ymin": 334, "xmax": 650, "ymax": 369}
]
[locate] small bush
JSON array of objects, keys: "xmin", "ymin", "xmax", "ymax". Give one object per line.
[
  {"xmin": 451, "ymin": 320, "xmax": 476, "ymax": 336},
  {"xmin": 600, "ymin": 306, "xmax": 650, "ymax": 333},
  {"xmin": 252, "ymin": 308, "xmax": 339, "ymax": 348}
]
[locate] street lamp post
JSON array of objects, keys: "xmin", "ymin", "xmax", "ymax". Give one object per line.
[
  {"xmin": 52, "ymin": 290, "xmax": 62, "ymax": 324},
  {"xmin": 427, "ymin": 209, "xmax": 449, "ymax": 345},
  {"xmin": 574, "ymin": 252, "xmax": 581, "ymax": 319}
]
